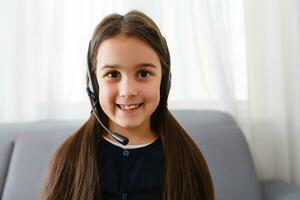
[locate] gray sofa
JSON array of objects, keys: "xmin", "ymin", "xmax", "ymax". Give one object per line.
[{"xmin": 0, "ymin": 110, "xmax": 300, "ymax": 200}]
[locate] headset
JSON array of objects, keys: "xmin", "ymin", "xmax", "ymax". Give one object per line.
[{"xmin": 86, "ymin": 38, "xmax": 171, "ymax": 146}]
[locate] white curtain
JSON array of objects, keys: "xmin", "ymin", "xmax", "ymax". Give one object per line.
[
  {"xmin": 1, "ymin": 0, "xmax": 300, "ymax": 187},
  {"xmin": 242, "ymin": 0, "xmax": 300, "ymax": 186}
]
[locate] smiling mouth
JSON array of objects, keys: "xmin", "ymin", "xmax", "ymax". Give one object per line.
[{"xmin": 117, "ymin": 103, "xmax": 143, "ymax": 111}]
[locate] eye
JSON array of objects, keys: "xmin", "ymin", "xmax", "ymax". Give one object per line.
[
  {"xmin": 105, "ymin": 71, "xmax": 119, "ymax": 79},
  {"xmin": 138, "ymin": 70, "xmax": 152, "ymax": 78}
]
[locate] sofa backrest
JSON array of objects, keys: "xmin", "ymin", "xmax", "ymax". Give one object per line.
[
  {"xmin": 0, "ymin": 110, "xmax": 263, "ymax": 200},
  {"xmin": 173, "ymin": 110, "xmax": 263, "ymax": 200}
]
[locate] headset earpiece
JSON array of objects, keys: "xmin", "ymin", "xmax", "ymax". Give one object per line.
[
  {"xmin": 161, "ymin": 37, "xmax": 172, "ymax": 105},
  {"xmin": 87, "ymin": 41, "xmax": 99, "ymax": 101}
]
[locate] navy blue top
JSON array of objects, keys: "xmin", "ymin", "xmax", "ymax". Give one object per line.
[{"xmin": 99, "ymin": 136, "xmax": 164, "ymax": 200}]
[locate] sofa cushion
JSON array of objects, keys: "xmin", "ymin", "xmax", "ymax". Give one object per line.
[{"xmin": 261, "ymin": 180, "xmax": 300, "ymax": 200}]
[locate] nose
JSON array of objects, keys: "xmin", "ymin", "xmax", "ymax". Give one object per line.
[{"xmin": 119, "ymin": 77, "xmax": 138, "ymax": 98}]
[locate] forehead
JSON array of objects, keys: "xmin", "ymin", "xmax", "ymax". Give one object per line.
[{"xmin": 96, "ymin": 35, "xmax": 161, "ymax": 71}]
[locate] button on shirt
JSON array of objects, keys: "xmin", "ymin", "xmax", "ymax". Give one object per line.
[{"xmin": 99, "ymin": 136, "xmax": 164, "ymax": 200}]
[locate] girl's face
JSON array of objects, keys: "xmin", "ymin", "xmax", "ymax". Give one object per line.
[{"xmin": 96, "ymin": 34, "xmax": 162, "ymax": 132}]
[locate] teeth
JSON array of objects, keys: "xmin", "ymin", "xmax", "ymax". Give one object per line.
[{"xmin": 119, "ymin": 104, "xmax": 140, "ymax": 110}]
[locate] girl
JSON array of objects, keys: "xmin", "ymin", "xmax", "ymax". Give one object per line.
[{"xmin": 42, "ymin": 10, "xmax": 214, "ymax": 200}]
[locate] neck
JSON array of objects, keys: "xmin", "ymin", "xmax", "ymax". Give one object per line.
[{"xmin": 107, "ymin": 120, "xmax": 158, "ymax": 145}]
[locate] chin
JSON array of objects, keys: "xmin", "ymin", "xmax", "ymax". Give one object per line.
[{"xmin": 119, "ymin": 121, "xmax": 143, "ymax": 129}]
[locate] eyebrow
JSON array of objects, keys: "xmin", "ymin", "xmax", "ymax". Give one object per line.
[{"xmin": 100, "ymin": 63, "xmax": 157, "ymax": 70}]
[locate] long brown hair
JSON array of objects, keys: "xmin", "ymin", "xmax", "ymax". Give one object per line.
[{"xmin": 42, "ymin": 10, "xmax": 214, "ymax": 200}]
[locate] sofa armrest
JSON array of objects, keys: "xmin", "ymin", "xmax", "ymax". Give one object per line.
[{"xmin": 261, "ymin": 180, "xmax": 300, "ymax": 200}]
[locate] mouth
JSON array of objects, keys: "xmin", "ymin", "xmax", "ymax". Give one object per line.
[{"xmin": 116, "ymin": 103, "xmax": 143, "ymax": 112}]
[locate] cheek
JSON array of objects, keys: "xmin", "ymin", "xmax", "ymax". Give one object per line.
[
  {"xmin": 98, "ymin": 84, "xmax": 116, "ymax": 109},
  {"xmin": 143, "ymin": 81, "xmax": 161, "ymax": 106}
]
